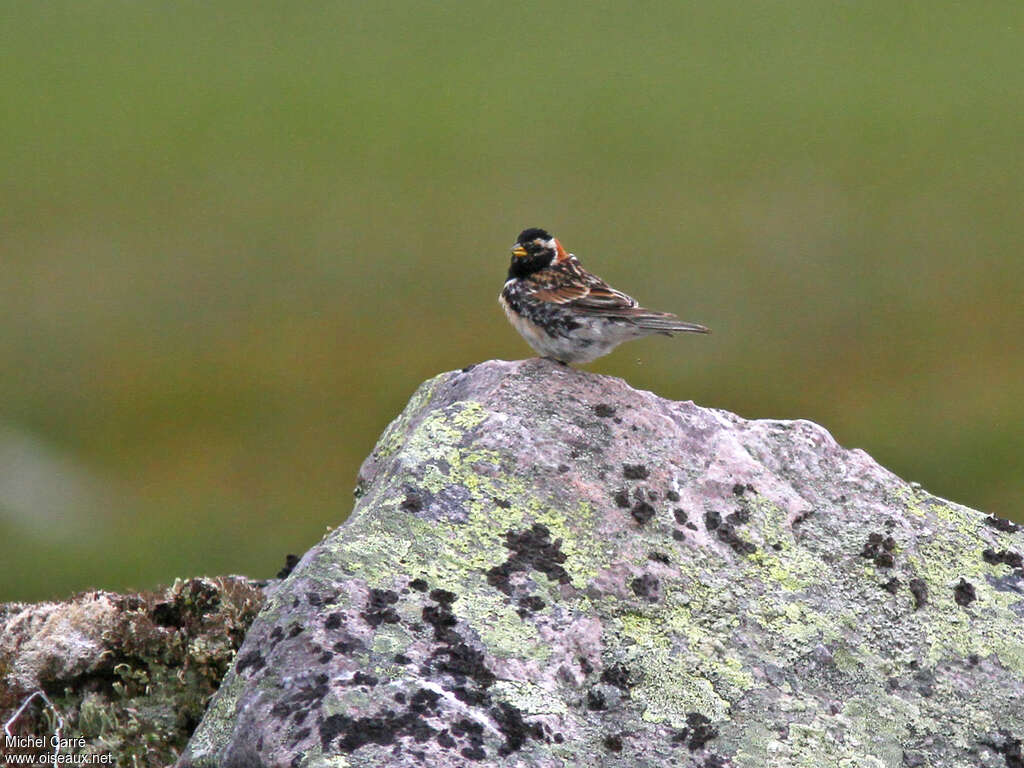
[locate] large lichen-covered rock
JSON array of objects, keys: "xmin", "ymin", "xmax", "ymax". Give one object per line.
[
  {"xmin": 180, "ymin": 359, "xmax": 1024, "ymax": 768},
  {"xmin": 1, "ymin": 577, "xmax": 265, "ymax": 766}
]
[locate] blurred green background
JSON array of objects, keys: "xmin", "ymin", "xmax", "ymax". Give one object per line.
[{"xmin": 1, "ymin": 1, "xmax": 1021, "ymax": 602}]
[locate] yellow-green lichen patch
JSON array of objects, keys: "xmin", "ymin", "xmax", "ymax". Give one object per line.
[
  {"xmin": 395, "ymin": 400, "xmax": 489, "ymax": 470},
  {"xmin": 370, "ymin": 623, "xmax": 417, "ymax": 660},
  {"xmin": 186, "ymin": 671, "xmax": 248, "ymax": 757},
  {"xmin": 733, "ymin": 694, "xmax": 916, "ymax": 768},
  {"xmin": 370, "ymin": 375, "xmax": 444, "ymax": 461},
  {"xmin": 612, "ymin": 610, "xmax": 739, "ymax": 725},
  {"xmin": 491, "ymin": 680, "xmax": 568, "ymax": 716},
  {"xmin": 746, "ymin": 542, "xmax": 823, "ymax": 594},
  {"xmin": 304, "ymin": 751, "xmax": 351, "ymax": 768},
  {"xmin": 527, "ymin": 498, "xmax": 604, "ymax": 589},
  {"xmin": 333, "ymin": 399, "xmax": 610, "ymax": 610},
  {"xmin": 449, "ymin": 589, "xmax": 546, "ymax": 661},
  {"xmin": 661, "ymin": 594, "xmax": 756, "ymax": 705},
  {"xmin": 892, "ymin": 506, "xmax": 1024, "ymax": 676}
]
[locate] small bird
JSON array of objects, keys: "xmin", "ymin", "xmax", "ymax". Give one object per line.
[{"xmin": 499, "ymin": 228, "xmax": 709, "ymax": 363}]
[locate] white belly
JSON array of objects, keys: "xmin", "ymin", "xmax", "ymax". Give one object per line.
[{"xmin": 499, "ymin": 294, "xmax": 623, "ymax": 363}]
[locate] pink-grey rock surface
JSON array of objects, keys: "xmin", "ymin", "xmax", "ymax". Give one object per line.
[{"xmin": 179, "ymin": 359, "xmax": 1024, "ymax": 768}]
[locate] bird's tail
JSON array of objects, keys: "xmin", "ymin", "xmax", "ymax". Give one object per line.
[{"xmin": 632, "ymin": 312, "xmax": 711, "ymax": 336}]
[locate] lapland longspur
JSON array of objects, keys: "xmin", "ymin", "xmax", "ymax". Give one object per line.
[{"xmin": 499, "ymin": 228, "xmax": 709, "ymax": 363}]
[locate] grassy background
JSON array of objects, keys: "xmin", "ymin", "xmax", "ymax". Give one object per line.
[{"xmin": 1, "ymin": 1, "xmax": 1021, "ymax": 601}]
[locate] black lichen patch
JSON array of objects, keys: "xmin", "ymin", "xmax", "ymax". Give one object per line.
[
  {"xmin": 586, "ymin": 688, "xmax": 607, "ymax": 710},
  {"xmin": 984, "ymin": 515, "xmax": 1021, "ymax": 534},
  {"xmin": 672, "ymin": 530, "xmax": 686, "ymax": 541},
  {"xmin": 408, "ymin": 578, "xmax": 429, "ymax": 592},
  {"xmin": 235, "ymin": 649, "xmax": 266, "ymax": 676},
  {"xmin": 461, "ymin": 744, "xmax": 486, "ymax": 761},
  {"xmin": 703, "ymin": 756, "xmax": 730, "ymax": 768},
  {"xmin": 603, "ymin": 734, "xmax": 624, "ymax": 752},
  {"xmin": 319, "ymin": 707, "xmax": 438, "ymax": 754},
  {"xmin": 491, "ymin": 701, "xmax": 543, "ymax": 756},
  {"xmin": 451, "ymin": 718, "xmax": 486, "ymax": 760},
  {"xmin": 875, "ymin": 552, "xmax": 895, "ymax": 568},
  {"xmin": 984, "ymin": 549, "xmax": 1024, "ymax": 569},
  {"xmin": 437, "ymin": 730, "xmax": 456, "ymax": 749},
  {"xmin": 361, "ymin": 589, "xmax": 401, "ymax": 627},
  {"xmin": 882, "ymin": 577, "xmax": 901, "ymax": 594},
  {"xmin": 324, "ymin": 613, "xmax": 343, "ymax": 630},
  {"xmin": 791, "ymin": 509, "xmax": 814, "ymax": 526},
  {"xmin": 623, "ymin": 464, "xmax": 650, "ymax": 480},
  {"xmin": 421, "ymin": 591, "xmax": 498, "ymax": 698},
  {"xmin": 394, "ymin": 653, "xmax": 411, "ymax": 665},
  {"xmin": 409, "ymin": 688, "xmax": 441, "ymax": 714},
  {"xmin": 332, "ymin": 635, "xmax": 365, "ymax": 655},
  {"xmin": 429, "ymin": 588, "xmax": 457, "ymax": 606},
  {"xmin": 516, "ymin": 595, "xmax": 546, "ymax": 618},
  {"xmin": 346, "ymin": 671, "xmax": 379, "ymax": 687},
  {"xmin": 725, "ymin": 508, "xmax": 750, "ymax": 526},
  {"xmin": 600, "ymin": 663, "xmax": 633, "ymax": 692},
  {"xmin": 270, "ymin": 673, "xmax": 329, "ymax": 720},
  {"xmin": 631, "ymin": 501, "xmax": 656, "ymax": 525},
  {"xmin": 861, "ymin": 533, "xmax": 898, "ymax": 567},
  {"xmin": 686, "ymin": 712, "xmax": 720, "ymax": 750},
  {"xmin": 983, "ymin": 734, "xmax": 1024, "ymax": 768},
  {"xmin": 667, "ymin": 490, "xmax": 681, "ymax": 502},
  {"xmin": 614, "ymin": 489, "xmax": 631, "ymax": 508},
  {"xmin": 432, "ymin": 640, "xmax": 496, "ymax": 689},
  {"xmin": 861, "ymin": 532, "xmax": 883, "ymax": 557},
  {"xmin": 954, "ymin": 578, "xmax": 977, "ymax": 607},
  {"xmin": 716, "ymin": 523, "xmax": 757, "ymax": 555},
  {"xmin": 630, "ymin": 574, "xmax": 660, "ymax": 602},
  {"xmin": 276, "ymin": 553, "xmax": 300, "ymax": 579},
  {"xmin": 704, "ymin": 510, "xmax": 721, "ymax": 530},
  {"xmin": 732, "ymin": 483, "xmax": 755, "ymax": 496},
  {"xmin": 674, "ymin": 509, "xmax": 688, "ymax": 524},
  {"xmin": 648, "ymin": 551, "xmax": 671, "ymax": 564},
  {"xmin": 486, "ymin": 524, "xmax": 570, "ymax": 596},
  {"xmin": 401, "ymin": 489, "xmax": 426, "ymax": 513},
  {"xmin": 422, "ymin": 603, "xmax": 458, "ymax": 641},
  {"xmin": 595, "ymin": 404, "xmax": 616, "ymax": 418},
  {"xmin": 451, "ymin": 685, "xmax": 490, "ymax": 707},
  {"xmin": 909, "ymin": 578, "xmax": 928, "ymax": 609}
]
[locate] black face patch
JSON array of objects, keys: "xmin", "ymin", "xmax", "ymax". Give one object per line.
[{"xmin": 507, "ymin": 249, "xmax": 555, "ymax": 280}]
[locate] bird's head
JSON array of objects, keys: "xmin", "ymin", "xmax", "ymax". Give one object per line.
[{"xmin": 508, "ymin": 228, "xmax": 569, "ymax": 278}]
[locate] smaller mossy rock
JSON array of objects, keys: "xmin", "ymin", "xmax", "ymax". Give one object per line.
[
  {"xmin": 181, "ymin": 359, "xmax": 1024, "ymax": 768},
  {"xmin": 1, "ymin": 576, "xmax": 266, "ymax": 766}
]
